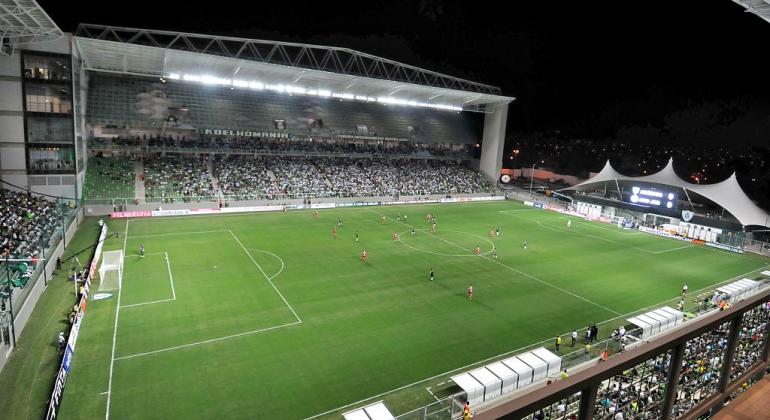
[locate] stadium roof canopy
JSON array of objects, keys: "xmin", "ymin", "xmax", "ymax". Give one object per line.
[
  {"xmin": 732, "ymin": 0, "xmax": 770, "ymax": 24},
  {"xmin": 73, "ymin": 24, "xmax": 514, "ymax": 113},
  {"xmin": 565, "ymin": 158, "xmax": 770, "ymax": 228},
  {"xmin": 0, "ymin": 0, "xmax": 62, "ymax": 55}
]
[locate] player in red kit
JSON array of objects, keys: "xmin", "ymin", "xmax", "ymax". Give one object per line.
[
  {"xmin": 361, "ymin": 249, "xmax": 368, "ymax": 263},
  {"xmin": 468, "ymin": 284, "xmax": 473, "ymax": 300},
  {"xmin": 332, "ymin": 226, "xmax": 337, "ymax": 239},
  {"xmin": 475, "ymin": 245, "xmax": 481, "ymax": 256}
]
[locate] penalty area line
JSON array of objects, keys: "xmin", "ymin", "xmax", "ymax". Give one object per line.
[
  {"xmin": 113, "ymin": 320, "xmax": 302, "ymax": 361},
  {"xmin": 126, "ymin": 229, "xmax": 230, "ymax": 239},
  {"xmin": 229, "ymin": 230, "xmax": 302, "ymax": 323}
]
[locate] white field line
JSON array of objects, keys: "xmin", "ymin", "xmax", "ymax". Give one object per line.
[
  {"xmin": 125, "ymin": 252, "xmax": 166, "ymax": 257},
  {"xmin": 165, "ymin": 252, "xmax": 177, "ymax": 300},
  {"xmin": 229, "ymin": 230, "xmax": 302, "ymax": 323},
  {"xmin": 246, "ymin": 248, "xmax": 285, "ymax": 281},
  {"xmin": 573, "ymin": 217, "xmax": 643, "ymax": 236},
  {"xmin": 651, "ymin": 244, "xmax": 693, "ymax": 254},
  {"xmin": 119, "ymin": 252, "xmax": 177, "ymax": 308},
  {"xmin": 113, "ymin": 320, "xmax": 302, "ymax": 361},
  {"xmin": 396, "ymin": 229, "xmax": 495, "ymax": 258},
  {"xmin": 114, "ymin": 238, "xmax": 298, "ymax": 361},
  {"xmin": 126, "ymin": 229, "xmax": 229, "ymax": 238},
  {"xmin": 105, "ymin": 219, "xmax": 129, "ymax": 420},
  {"xmin": 505, "ymin": 211, "xmax": 748, "ymax": 257},
  {"xmin": 426, "ymin": 387, "xmax": 441, "ymax": 402},
  {"xmin": 120, "ymin": 298, "xmax": 174, "ymax": 309},
  {"xmin": 502, "ymin": 211, "xmax": 690, "ymax": 254},
  {"xmin": 481, "ymin": 256, "xmax": 622, "ymax": 316},
  {"xmin": 303, "ymin": 262, "xmax": 770, "ymax": 420},
  {"xmin": 371, "ymin": 210, "xmax": 622, "ymax": 316}
]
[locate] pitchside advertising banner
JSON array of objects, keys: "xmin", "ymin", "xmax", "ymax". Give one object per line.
[
  {"xmin": 46, "ymin": 224, "xmax": 108, "ymax": 420},
  {"xmin": 110, "ymin": 197, "xmax": 506, "ymax": 219}
]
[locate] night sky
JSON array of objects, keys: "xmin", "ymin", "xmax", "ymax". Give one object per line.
[{"xmin": 41, "ymin": 0, "xmax": 770, "ymax": 142}]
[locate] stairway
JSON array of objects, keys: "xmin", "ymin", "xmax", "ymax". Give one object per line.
[
  {"xmin": 134, "ymin": 159, "xmax": 145, "ymax": 202},
  {"xmin": 207, "ymin": 159, "xmax": 224, "ymax": 200}
]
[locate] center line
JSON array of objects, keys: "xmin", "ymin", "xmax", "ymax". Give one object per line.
[{"xmin": 370, "ymin": 209, "xmax": 622, "ymax": 316}]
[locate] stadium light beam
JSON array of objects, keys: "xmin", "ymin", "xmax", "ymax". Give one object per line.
[{"xmin": 167, "ymin": 73, "xmax": 462, "ymax": 111}]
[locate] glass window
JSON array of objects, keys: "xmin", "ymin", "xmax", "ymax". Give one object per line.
[
  {"xmin": 27, "ymin": 145, "xmax": 75, "ymax": 173},
  {"xmin": 26, "ymin": 117, "xmax": 73, "ymax": 143},
  {"xmin": 23, "ymin": 55, "xmax": 70, "ymax": 81},
  {"xmin": 25, "ymin": 85, "xmax": 72, "ymax": 114}
]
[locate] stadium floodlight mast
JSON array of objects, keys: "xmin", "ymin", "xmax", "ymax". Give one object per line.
[{"xmin": 529, "ymin": 163, "xmax": 536, "ymax": 196}]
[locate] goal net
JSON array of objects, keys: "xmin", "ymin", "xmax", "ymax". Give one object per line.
[{"xmin": 99, "ymin": 250, "xmax": 123, "ymax": 291}]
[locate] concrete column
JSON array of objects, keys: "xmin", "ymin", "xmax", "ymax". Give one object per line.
[
  {"xmin": 717, "ymin": 317, "xmax": 743, "ymax": 393},
  {"xmin": 578, "ymin": 383, "xmax": 598, "ymax": 419},
  {"xmin": 479, "ymin": 103, "xmax": 509, "ymax": 182},
  {"xmin": 661, "ymin": 343, "xmax": 686, "ymax": 420},
  {"xmin": 761, "ymin": 310, "xmax": 770, "ymax": 363}
]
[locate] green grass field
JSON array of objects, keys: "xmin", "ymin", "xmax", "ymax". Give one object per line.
[{"xmin": 4, "ymin": 200, "xmax": 769, "ymax": 420}]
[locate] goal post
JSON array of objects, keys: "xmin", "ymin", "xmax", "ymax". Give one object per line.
[{"xmin": 99, "ymin": 250, "xmax": 123, "ymax": 291}]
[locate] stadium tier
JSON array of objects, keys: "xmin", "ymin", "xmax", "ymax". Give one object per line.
[
  {"xmin": 83, "ymin": 154, "xmax": 491, "ymax": 201},
  {"xmin": 86, "ymin": 73, "xmax": 484, "ymax": 145},
  {"xmin": 143, "ymin": 157, "xmax": 216, "ymax": 201},
  {"xmin": 83, "ymin": 155, "xmax": 135, "ymax": 200}
]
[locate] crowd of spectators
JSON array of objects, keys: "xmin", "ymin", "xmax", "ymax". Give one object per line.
[
  {"xmin": 670, "ymin": 322, "xmax": 730, "ymax": 418},
  {"xmin": 212, "ymin": 155, "xmax": 490, "ymax": 200},
  {"xmin": 143, "ymin": 157, "xmax": 216, "ymax": 201},
  {"xmin": 0, "ymin": 189, "xmax": 67, "ymax": 259},
  {"xmin": 91, "ymin": 135, "xmax": 472, "ymax": 159},
  {"xmin": 729, "ymin": 304, "xmax": 770, "ymax": 382},
  {"xmin": 593, "ymin": 351, "xmax": 671, "ymax": 419}
]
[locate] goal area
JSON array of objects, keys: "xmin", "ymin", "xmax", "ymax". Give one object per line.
[{"xmin": 99, "ymin": 250, "xmax": 123, "ymax": 291}]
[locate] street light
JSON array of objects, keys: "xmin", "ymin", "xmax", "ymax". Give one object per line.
[{"xmin": 529, "ymin": 164, "xmax": 536, "ymax": 196}]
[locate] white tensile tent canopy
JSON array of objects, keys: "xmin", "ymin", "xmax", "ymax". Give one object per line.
[{"xmin": 565, "ymin": 158, "xmax": 770, "ymax": 227}]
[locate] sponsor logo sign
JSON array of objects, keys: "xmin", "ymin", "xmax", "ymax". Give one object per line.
[
  {"xmin": 220, "ymin": 206, "xmax": 283, "ymax": 214},
  {"xmin": 309, "ymin": 203, "xmax": 335, "ymax": 209},
  {"xmin": 111, "ymin": 211, "xmax": 152, "ymax": 219},
  {"xmin": 91, "ymin": 292, "xmax": 114, "ymax": 301},
  {"xmin": 705, "ymin": 241, "xmax": 744, "ymax": 254},
  {"xmin": 682, "ymin": 210, "xmax": 694, "ymax": 222},
  {"xmin": 202, "ymin": 128, "xmax": 289, "ymax": 139},
  {"xmin": 62, "ymin": 345, "xmax": 74, "ymax": 372}
]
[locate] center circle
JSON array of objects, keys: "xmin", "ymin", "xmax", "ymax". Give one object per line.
[{"xmin": 397, "ymin": 229, "xmax": 496, "ymax": 257}]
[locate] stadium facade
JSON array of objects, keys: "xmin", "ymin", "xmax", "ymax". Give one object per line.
[{"xmin": 0, "ymin": 2, "xmax": 514, "ymax": 202}]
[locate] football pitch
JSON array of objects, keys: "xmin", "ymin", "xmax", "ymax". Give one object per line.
[{"xmin": 58, "ymin": 201, "xmax": 769, "ymax": 419}]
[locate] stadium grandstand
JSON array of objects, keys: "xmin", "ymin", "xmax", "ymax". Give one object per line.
[{"xmin": 1, "ymin": 2, "xmax": 770, "ymax": 420}]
